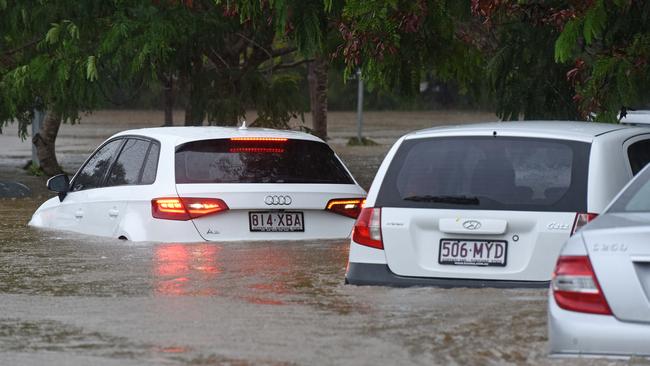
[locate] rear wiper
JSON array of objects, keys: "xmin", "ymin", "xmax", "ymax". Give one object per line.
[{"xmin": 402, "ymin": 195, "xmax": 480, "ymax": 205}]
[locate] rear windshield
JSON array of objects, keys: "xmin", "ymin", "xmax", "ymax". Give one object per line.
[
  {"xmin": 175, "ymin": 138, "xmax": 354, "ymax": 184},
  {"xmin": 607, "ymin": 165, "xmax": 650, "ymax": 212},
  {"xmin": 376, "ymin": 136, "xmax": 590, "ymax": 212}
]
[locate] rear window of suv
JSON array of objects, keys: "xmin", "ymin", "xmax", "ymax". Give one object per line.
[
  {"xmin": 376, "ymin": 136, "xmax": 590, "ymax": 212},
  {"xmin": 175, "ymin": 138, "xmax": 354, "ymax": 184}
]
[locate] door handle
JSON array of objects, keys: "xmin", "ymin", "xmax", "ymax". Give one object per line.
[
  {"xmin": 74, "ymin": 209, "xmax": 84, "ymax": 219},
  {"xmin": 108, "ymin": 208, "xmax": 119, "ymax": 217}
]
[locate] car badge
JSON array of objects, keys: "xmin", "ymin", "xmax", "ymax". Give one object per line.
[
  {"xmin": 264, "ymin": 195, "xmax": 292, "ymax": 205},
  {"xmin": 462, "ymin": 220, "xmax": 482, "ymax": 230}
]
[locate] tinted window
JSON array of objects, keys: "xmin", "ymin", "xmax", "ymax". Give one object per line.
[
  {"xmin": 376, "ymin": 136, "xmax": 590, "ymax": 212},
  {"xmin": 608, "ymin": 165, "xmax": 650, "ymax": 212},
  {"xmin": 175, "ymin": 139, "xmax": 353, "ymax": 184},
  {"xmin": 106, "ymin": 139, "xmax": 151, "ymax": 186},
  {"xmin": 628, "ymin": 139, "xmax": 650, "ymax": 175},
  {"xmin": 71, "ymin": 139, "xmax": 124, "ymax": 191},
  {"xmin": 141, "ymin": 142, "xmax": 160, "ymax": 184}
]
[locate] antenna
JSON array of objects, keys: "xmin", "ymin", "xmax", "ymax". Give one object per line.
[{"xmin": 239, "ymin": 120, "xmax": 248, "ymax": 130}]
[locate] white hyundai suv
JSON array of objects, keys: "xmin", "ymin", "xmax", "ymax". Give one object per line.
[
  {"xmin": 30, "ymin": 126, "xmax": 366, "ymax": 242},
  {"xmin": 346, "ymin": 121, "xmax": 650, "ymax": 287}
]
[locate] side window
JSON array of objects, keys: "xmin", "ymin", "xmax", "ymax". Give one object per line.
[
  {"xmin": 106, "ymin": 139, "xmax": 151, "ymax": 186},
  {"xmin": 71, "ymin": 139, "xmax": 124, "ymax": 191},
  {"xmin": 141, "ymin": 142, "xmax": 160, "ymax": 184},
  {"xmin": 628, "ymin": 139, "xmax": 650, "ymax": 175}
]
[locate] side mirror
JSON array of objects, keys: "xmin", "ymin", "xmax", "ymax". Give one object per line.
[{"xmin": 46, "ymin": 174, "xmax": 70, "ymax": 201}]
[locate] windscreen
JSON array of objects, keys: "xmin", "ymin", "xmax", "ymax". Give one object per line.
[
  {"xmin": 376, "ymin": 136, "xmax": 590, "ymax": 212},
  {"xmin": 175, "ymin": 138, "xmax": 354, "ymax": 184},
  {"xmin": 607, "ymin": 166, "xmax": 650, "ymax": 212}
]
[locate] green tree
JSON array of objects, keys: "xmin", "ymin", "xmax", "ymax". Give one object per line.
[
  {"xmin": 471, "ymin": 0, "xmax": 581, "ymax": 120},
  {"xmin": 1, "ymin": 0, "xmax": 310, "ymax": 175},
  {"xmin": 552, "ymin": 0, "xmax": 650, "ymax": 121},
  {"xmin": 335, "ymin": 1, "xmax": 483, "ymax": 104}
]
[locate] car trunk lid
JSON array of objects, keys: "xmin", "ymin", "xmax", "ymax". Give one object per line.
[
  {"xmin": 584, "ymin": 213, "xmax": 650, "ymax": 323},
  {"xmin": 382, "ymin": 208, "xmax": 576, "ymax": 280},
  {"xmin": 176, "ymin": 183, "xmax": 364, "ymax": 240}
]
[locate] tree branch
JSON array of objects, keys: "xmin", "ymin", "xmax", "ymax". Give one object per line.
[{"xmin": 260, "ymin": 58, "xmax": 314, "ymax": 73}]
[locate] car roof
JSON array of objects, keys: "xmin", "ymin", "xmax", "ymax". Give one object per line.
[
  {"xmin": 111, "ymin": 126, "xmax": 323, "ymax": 145},
  {"xmin": 405, "ymin": 121, "xmax": 644, "ymax": 142}
]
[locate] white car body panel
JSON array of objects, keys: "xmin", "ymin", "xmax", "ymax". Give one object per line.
[
  {"xmin": 30, "ymin": 127, "xmax": 366, "ymax": 242},
  {"xmin": 381, "ymin": 209, "xmax": 574, "ymax": 281},
  {"xmin": 175, "ymin": 183, "xmax": 364, "ymax": 241}
]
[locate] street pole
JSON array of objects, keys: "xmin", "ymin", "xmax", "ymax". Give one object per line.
[
  {"xmin": 31, "ymin": 109, "xmax": 45, "ymax": 167},
  {"xmin": 356, "ymin": 68, "xmax": 364, "ymax": 143}
]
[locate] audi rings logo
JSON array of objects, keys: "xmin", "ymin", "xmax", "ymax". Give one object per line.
[
  {"xmin": 264, "ymin": 195, "xmax": 292, "ymax": 205},
  {"xmin": 462, "ymin": 220, "xmax": 482, "ymax": 230}
]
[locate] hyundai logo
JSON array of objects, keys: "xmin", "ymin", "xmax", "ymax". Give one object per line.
[
  {"xmin": 264, "ymin": 195, "xmax": 292, "ymax": 205},
  {"xmin": 462, "ymin": 220, "xmax": 482, "ymax": 230}
]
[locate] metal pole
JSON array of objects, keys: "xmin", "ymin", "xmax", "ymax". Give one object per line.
[
  {"xmin": 356, "ymin": 68, "xmax": 364, "ymax": 143},
  {"xmin": 31, "ymin": 109, "xmax": 45, "ymax": 167}
]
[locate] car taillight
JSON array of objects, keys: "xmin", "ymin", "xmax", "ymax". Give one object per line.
[
  {"xmin": 352, "ymin": 207, "xmax": 382, "ymax": 249},
  {"xmin": 152, "ymin": 197, "xmax": 229, "ymax": 221},
  {"xmin": 326, "ymin": 198, "xmax": 365, "ymax": 219},
  {"xmin": 552, "ymin": 255, "xmax": 612, "ymax": 315},
  {"xmin": 571, "ymin": 213, "xmax": 598, "ymax": 235}
]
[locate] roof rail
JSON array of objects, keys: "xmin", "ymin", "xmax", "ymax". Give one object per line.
[{"xmin": 619, "ymin": 110, "xmax": 650, "ymax": 126}]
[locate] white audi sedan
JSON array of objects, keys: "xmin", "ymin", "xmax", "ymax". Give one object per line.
[
  {"xmin": 548, "ymin": 164, "xmax": 650, "ymax": 357},
  {"xmin": 29, "ymin": 127, "xmax": 366, "ymax": 242},
  {"xmin": 346, "ymin": 121, "xmax": 650, "ymax": 287}
]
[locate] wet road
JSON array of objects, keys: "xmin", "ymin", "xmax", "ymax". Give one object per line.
[{"xmin": 1, "ymin": 199, "xmax": 641, "ymax": 365}]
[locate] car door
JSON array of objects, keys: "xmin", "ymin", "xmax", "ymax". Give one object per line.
[
  {"xmin": 61, "ymin": 138, "xmax": 126, "ymax": 236},
  {"xmin": 87, "ymin": 137, "xmax": 157, "ymax": 238}
]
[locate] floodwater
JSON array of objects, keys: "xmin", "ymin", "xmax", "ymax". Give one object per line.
[{"xmin": 0, "ymin": 111, "xmax": 642, "ymax": 365}]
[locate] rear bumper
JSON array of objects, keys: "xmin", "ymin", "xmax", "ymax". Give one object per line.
[
  {"xmin": 548, "ymin": 295, "xmax": 650, "ymax": 358},
  {"xmin": 345, "ymin": 262, "xmax": 549, "ymax": 288}
]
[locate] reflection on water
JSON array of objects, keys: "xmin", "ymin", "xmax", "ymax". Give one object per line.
[
  {"xmin": 152, "ymin": 243, "xmax": 295, "ymax": 305},
  {"xmin": 154, "ymin": 244, "xmax": 222, "ymax": 296}
]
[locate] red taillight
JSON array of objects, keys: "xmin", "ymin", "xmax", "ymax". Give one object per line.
[
  {"xmin": 352, "ymin": 207, "xmax": 383, "ymax": 249},
  {"xmin": 571, "ymin": 213, "xmax": 598, "ymax": 235},
  {"xmin": 326, "ymin": 198, "xmax": 365, "ymax": 219},
  {"xmin": 152, "ymin": 197, "xmax": 229, "ymax": 221},
  {"xmin": 230, "ymin": 137, "xmax": 288, "ymax": 142},
  {"xmin": 552, "ymin": 255, "xmax": 612, "ymax": 315}
]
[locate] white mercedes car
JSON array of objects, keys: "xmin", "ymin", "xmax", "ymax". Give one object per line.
[
  {"xmin": 549, "ymin": 163, "xmax": 650, "ymax": 358},
  {"xmin": 29, "ymin": 126, "xmax": 366, "ymax": 242},
  {"xmin": 346, "ymin": 121, "xmax": 650, "ymax": 287}
]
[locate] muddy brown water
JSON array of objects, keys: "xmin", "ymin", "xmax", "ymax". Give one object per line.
[{"xmin": 0, "ymin": 111, "xmax": 641, "ymax": 365}]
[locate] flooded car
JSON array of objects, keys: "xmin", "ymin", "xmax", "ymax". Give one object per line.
[
  {"xmin": 29, "ymin": 127, "xmax": 366, "ymax": 241},
  {"xmin": 347, "ymin": 121, "xmax": 650, "ymax": 287},
  {"xmin": 549, "ymin": 164, "xmax": 650, "ymax": 357}
]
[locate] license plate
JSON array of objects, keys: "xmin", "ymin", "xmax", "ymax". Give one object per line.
[
  {"xmin": 249, "ymin": 211, "xmax": 304, "ymax": 232},
  {"xmin": 438, "ymin": 239, "xmax": 507, "ymax": 266}
]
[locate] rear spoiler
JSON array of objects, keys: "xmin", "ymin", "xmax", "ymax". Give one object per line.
[{"xmin": 619, "ymin": 110, "xmax": 650, "ymax": 126}]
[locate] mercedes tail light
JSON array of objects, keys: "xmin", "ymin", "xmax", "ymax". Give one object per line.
[
  {"xmin": 571, "ymin": 213, "xmax": 598, "ymax": 235},
  {"xmin": 326, "ymin": 198, "xmax": 365, "ymax": 219},
  {"xmin": 352, "ymin": 207, "xmax": 382, "ymax": 249},
  {"xmin": 552, "ymin": 255, "xmax": 612, "ymax": 315},
  {"xmin": 152, "ymin": 197, "xmax": 229, "ymax": 221}
]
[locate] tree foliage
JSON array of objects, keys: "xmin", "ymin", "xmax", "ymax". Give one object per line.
[
  {"xmin": 552, "ymin": 0, "xmax": 650, "ymax": 121},
  {"xmin": 336, "ymin": 0, "xmax": 482, "ymax": 97},
  {"xmin": 472, "ymin": 0, "xmax": 582, "ymax": 120},
  {"xmin": 0, "ymin": 0, "xmax": 312, "ymax": 140}
]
